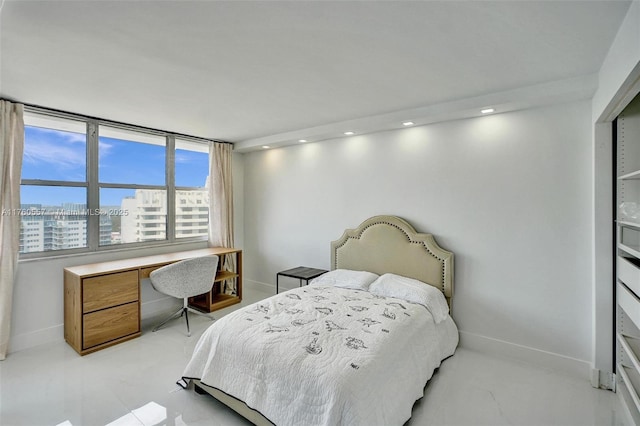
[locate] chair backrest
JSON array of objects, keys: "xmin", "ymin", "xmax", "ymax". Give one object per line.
[{"xmin": 149, "ymin": 255, "xmax": 219, "ymax": 299}]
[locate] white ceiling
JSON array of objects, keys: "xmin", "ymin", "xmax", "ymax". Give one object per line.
[{"xmin": 0, "ymin": 1, "xmax": 631, "ymax": 151}]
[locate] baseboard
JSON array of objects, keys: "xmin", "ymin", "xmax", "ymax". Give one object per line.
[
  {"xmin": 244, "ymin": 278, "xmax": 275, "ymax": 293},
  {"xmin": 458, "ymin": 330, "xmax": 591, "ymax": 380},
  {"xmin": 9, "ymin": 297, "xmax": 181, "ymax": 355},
  {"xmin": 140, "ymin": 297, "xmax": 181, "ymax": 319},
  {"xmin": 8, "ymin": 293, "xmax": 595, "ymax": 382},
  {"xmin": 242, "ymin": 284, "xmax": 591, "ymax": 381},
  {"xmin": 9, "ymin": 324, "xmax": 63, "ymax": 354}
]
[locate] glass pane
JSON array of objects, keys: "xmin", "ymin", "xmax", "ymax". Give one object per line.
[
  {"xmin": 99, "ymin": 126, "xmax": 166, "ymax": 185},
  {"xmin": 19, "ymin": 185, "xmax": 87, "ymax": 254},
  {"xmin": 101, "ymin": 188, "xmax": 167, "ymax": 245},
  {"xmin": 175, "ymin": 189, "xmax": 209, "ymax": 239},
  {"xmin": 22, "ymin": 117, "xmax": 87, "ymax": 182},
  {"xmin": 175, "ymin": 139, "xmax": 209, "ymax": 188}
]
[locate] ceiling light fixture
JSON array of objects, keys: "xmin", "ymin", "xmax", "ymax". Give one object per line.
[
  {"xmin": 344, "ymin": 131, "xmax": 355, "ymax": 136},
  {"xmin": 402, "ymin": 121, "xmax": 414, "ymax": 126},
  {"xmin": 481, "ymin": 108, "xmax": 495, "ymax": 114},
  {"xmin": 298, "ymin": 139, "xmax": 307, "ymax": 143},
  {"xmin": 262, "ymin": 145, "xmax": 270, "ymax": 149}
]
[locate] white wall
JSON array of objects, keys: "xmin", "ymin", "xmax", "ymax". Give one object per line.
[
  {"xmin": 244, "ymin": 100, "xmax": 593, "ymax": 365},
  {"xmin": 9, "ymin": 152, "xmax": 245, "ymax": 354},
  {"xmin": 593, "ymin": 1, "xmax": 640, "ymax": 123}
]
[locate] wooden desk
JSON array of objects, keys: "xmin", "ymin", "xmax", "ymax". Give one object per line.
[{"xmin": 64, "ymin": 247, "xmax": 242, "ymax": 355}]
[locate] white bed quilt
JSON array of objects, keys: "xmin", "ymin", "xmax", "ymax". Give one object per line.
[{"xmin": 182, "ymin": 285, "xmax": 458, "ymax": 426}]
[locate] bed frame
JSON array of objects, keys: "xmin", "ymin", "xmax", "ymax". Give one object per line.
[{"xmin": 192, "ymin": 215, "xmax": 454, "ymax": 425}]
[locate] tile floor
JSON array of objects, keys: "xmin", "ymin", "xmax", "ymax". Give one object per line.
[{"xmin": 0, "ymin": 286, "xmax": 628, "ymax": 426}]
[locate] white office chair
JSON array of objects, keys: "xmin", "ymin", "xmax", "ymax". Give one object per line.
[{"xmin": 149, "ymin": 255, "xmax": 219, "ymax": 336}]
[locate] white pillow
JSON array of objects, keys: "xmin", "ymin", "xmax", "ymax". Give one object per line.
[
  {"xmin": 369, "ymin": 273, "xmax": 449, "ymax": 323},
  {"xmin": 309, "ymin": 269, "xmax": 379, "ymax": 291}
]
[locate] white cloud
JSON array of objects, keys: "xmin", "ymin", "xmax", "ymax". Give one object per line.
[
  {"xmin": 64, "ymin": 133, "xmax": 85, "ymax": 144},
  {"xmin": 174, "ymin": 152, "xmax": 192, "ymax": 164},
  {"xmin": 23, "ymin": 137, "xmax": 85, "ymax": 170},
  {"xmin": 23, "ymin": 128, "xmax": 118, "ymax": 172},
  {"xmin": 99, "ymin": 140, "xmax": 113, "ymax": 158}
]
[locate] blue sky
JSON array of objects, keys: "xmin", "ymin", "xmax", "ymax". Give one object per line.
[{"xmin": 22, "ymin": 126, "xmax": 209, "ymax": 206}]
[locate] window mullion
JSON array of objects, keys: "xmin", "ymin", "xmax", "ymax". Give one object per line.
[
  {"xmin": 20, "ymin": 180, "xmax": 87, "ymax": 187},
  {"xmin": 87, "ymin": 120, "xmax": 99, "ymax": 250},
  {"xmin": 167, "ymin": 135, "xmax": 176, "ymax": 242},
  {"xmin": 99, "ymin": 183, "xmax": 166, "ymax": 190}
]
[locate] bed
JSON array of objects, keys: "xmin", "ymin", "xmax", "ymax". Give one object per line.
[{"xmin": 181, "ymin": 215, "xmax": 458, "ymax": 425}]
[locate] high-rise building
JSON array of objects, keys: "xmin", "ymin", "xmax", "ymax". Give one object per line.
[
  {"xmin": 120, "ymin": 189, "xmax": 208, "ymax": 243},
  {"xmin": 175, "ymin": 189, "xmax": 209, "ymax": 238},
  {"xmin": 19, "ymin": 205, "xmax": 112, "ymax": 254}
]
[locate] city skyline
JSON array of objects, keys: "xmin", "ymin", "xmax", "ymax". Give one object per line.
[{"xmin": 19, "ymin": 187, "xmax": 209, "ymax": 254}]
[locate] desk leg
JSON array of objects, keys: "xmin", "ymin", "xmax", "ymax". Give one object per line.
[{"xmin": 276, "ymin": 274, "xmax": 279, "ymax": 294}]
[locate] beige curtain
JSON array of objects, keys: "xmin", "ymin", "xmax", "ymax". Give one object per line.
[
  {"xmin": 208, "ymin": 142, "xmax": 235, "ymax": 294},
  {"xmin": 0, "ymin": 101, "xmax": 24, "ymax": 360}
]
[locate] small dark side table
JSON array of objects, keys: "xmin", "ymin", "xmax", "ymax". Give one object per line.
[{"xmin": 276, "ymin": 266, "xmax": 328, "ymax": 294}]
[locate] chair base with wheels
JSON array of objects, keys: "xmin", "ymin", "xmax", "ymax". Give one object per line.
[{"xmin": 149, "ymin": 255, "xmax": 219, "ymax": 336}]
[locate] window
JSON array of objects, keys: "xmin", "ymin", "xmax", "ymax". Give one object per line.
[
  {"xmin": 99, "ymin": 126, "xmax": 167, "ymax": 246},
  {"xmin": 20, "ymin": 115, "xmax": 88, "ymax": 254},
  {"xmin": 175, "ymin": 138, "xmax": 209, "ymax": 239},
  {"xmin": 19, "ymin": 109, "xmax": 216, "ymax": 257},
  {"xmin": 99, "ymin": 126, "xmax": 166, "ymax": 186}
]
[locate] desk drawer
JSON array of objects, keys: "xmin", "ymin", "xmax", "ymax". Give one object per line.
[
  {"xmin": 83, "ymin": 270, "xmax": 138, "ymax": 313},
  {"xmin": 83, "ymin": 302, "xmax": 139, "ymax": 349},
  {"xmin": 140, "ymin": 265, "xmax": 165, "ymax": 279}
]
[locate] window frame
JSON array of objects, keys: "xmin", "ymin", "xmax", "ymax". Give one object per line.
[{"xmin": 20, "ymin": 107, "xmax": 218, "ymax": 260}]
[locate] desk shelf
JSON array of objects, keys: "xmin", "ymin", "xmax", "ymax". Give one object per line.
[
  {"xmin": 189, "ymin": 292, "xmax": 241, "ymax": 312},
  {"xmin": 188, "ymin": 253, "xmax": 243, "ymax": 312}
]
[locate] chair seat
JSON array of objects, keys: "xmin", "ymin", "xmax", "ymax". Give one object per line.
[{"xmin": 149, "ymin": 255, "xmax": 219, "ymax": 335}]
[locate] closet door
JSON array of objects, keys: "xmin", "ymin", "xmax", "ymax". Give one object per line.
[{"xmin": 616, "ymin": 93, "xmax": 640, "ymax": 424}]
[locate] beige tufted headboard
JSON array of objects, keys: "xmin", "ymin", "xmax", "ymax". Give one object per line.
[{"xmin": 331, "ymin": 215, "xmax": 454, "ymax": 305}]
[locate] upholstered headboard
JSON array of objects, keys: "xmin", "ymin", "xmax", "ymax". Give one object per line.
[{"xmin": 331, "ymin": 215, "xmax": 454, "ymax": 303}]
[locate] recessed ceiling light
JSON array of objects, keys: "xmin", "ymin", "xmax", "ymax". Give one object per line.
[
  {"xmin": 402, "ymin": 121, "xmax": 414, "ymax": 126},
  {"xmin": 298, "ymin": 139, "xmax": 307, "ymax": 143},
  {"xmin": 262, "ymin": 145, "xmax": 270, "ymax": 149},
  {"xmin": 344, "ymin": 131, "xmax": 355, "ymax": 136},
  {"xmin": 481, "ymin": 108, "xmax": 495, "ymax": 114}
]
